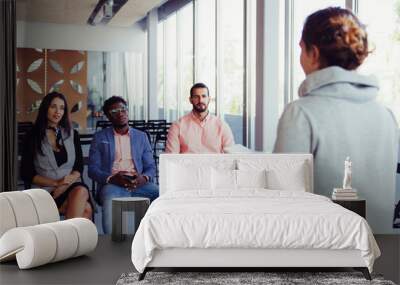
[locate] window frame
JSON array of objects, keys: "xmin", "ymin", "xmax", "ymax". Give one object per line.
[
  {"xmin": 156, "ymin": 0, "xmax": 254, "ymax": 146},
  {"xmin": 284, "ymin": 0, "xmax": 356, "ymax": 106}
]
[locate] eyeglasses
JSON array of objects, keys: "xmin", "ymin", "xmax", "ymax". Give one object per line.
[{"xmin": 109, "ymin": 107, "xmax": 127, "ymax": 116}]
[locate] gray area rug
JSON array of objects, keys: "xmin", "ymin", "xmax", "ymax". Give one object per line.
[{"xmin": 116, "ymin": 271, "xmax": 396, "ymax": 285}]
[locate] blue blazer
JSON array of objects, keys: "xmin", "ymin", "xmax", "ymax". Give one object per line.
[{"xmin": 88, "ymin": 127, "xmax": 156, "ymax": 189}]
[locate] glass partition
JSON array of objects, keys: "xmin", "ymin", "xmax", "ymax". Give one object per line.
[{"xmin": 16, "ymin": 48, "xmax": 146, "ymax": 130}]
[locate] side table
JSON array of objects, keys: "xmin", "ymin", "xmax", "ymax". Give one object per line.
[
  {"xmin": 332, "ymin": 198, "xmax": 366, "ymax": 218},
  {"xmin": 112, "ymin": 197, "xmax": 150, "ymax": 242}
]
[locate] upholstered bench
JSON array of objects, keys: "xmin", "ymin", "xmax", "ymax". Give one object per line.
[{"xmin": 0, "ymin": 189, "xmax": 98, "ymax": 269}]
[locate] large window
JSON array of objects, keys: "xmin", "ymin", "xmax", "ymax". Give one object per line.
[
  {"xmin": 164, "ymin": 14, "xmax": 178, "ymax": 122},
  {"xmin": 155, "ymin": 0, "xmax": 400, "ymax": 147},
  {"xmin": 287, "ymin": 0, "xmax": 400, "ymax": 122},
  {"xmin": 157, "ymin": 2, "xmax": 194, "ymax": 122},
  {"xmin": 288, "ymin": 0, "xmax": 346, "ymax": 105},
  {"xmin": 157, "ymin": 0, "xmax": 254, "ymax": 145},
  {"xmin": 195, "ymin": 0, "xmax": 216, "ymax": 114},
  {"xmin": 245, "ymin": 0, "xmax": 257, "ymax": 148},
  {"xmin": 357, "ymin": 0, "xmax": 400, "ymax": 123},
  {"xmin": 218, "ymin": 0, "xmax": 245, "ymax": 144},
  {"xmin": 157, "ymin": 21, "xmax": 165, "ymax": 119},
  {"xmin": 357, "ymin": 1, "xmax": 400, "ymax": 230},
  {"xmin": 178, "ymin": 3, "xmax": 194, "ymax": 115}
]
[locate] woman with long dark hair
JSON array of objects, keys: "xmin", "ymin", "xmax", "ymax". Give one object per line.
[
  {"xmin": 21, "ymin": 92, "xmax": 93, "ymax": 219},
  {"xmin": 274, "ymin": 7, "xmax": 398, "ymax": 233}
]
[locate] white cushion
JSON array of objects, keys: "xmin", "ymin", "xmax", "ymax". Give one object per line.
[
  {"xmin": 167, "ymin": 162, "xmax": 212, "ymax": 191},
  {"xmin": 42, "ymin": 221, "xmax": 79, "ymax": 262},
  {"xmin": 211, "ymin": 169, "xmax": 267, "ymax": 191},
  {"xmin": 266, "ymin": 164, "xmax": 307, "ymax": 191},
  {"xmin": 66, "ymin": 218, "xmax": 98, "ymax": 257},
  {"xmin": 0, "ymin": 218, "xmax": 97, "ymax": 269},
  {"xmin": 0, "ymin": 191, "xmax": 39, "ymax": 227},
  {"xmin": 0, "ymin": 189, "xmax": 98, "ymax": 269},
  {"xmin": 0, "ymin": 196, "xmax": 17, "ymax": 237},
  {"xmin": 160, "ymin": 154, "xmax": 313, "ymax": 194},
  {"xmin": 212, "ymin": 168, "xmax": 237, "ymax": 190},
  {"xmin": 237, "ymin": 159, "xmax": 309, "ymax": 192},
  {"xmin": 0, "ymin": 225, "xmax": 57, "ymax": 268},
  {"xmin": 236, "ymin": 169, "xmax": 267, "ymax": 189},
  {"xmin": 24, "ymin": 189, "xmax": 59, "ymax": 224},
  {"xmin": 160, "ymin": 154, "xmax": 238, "ymax": 195},
  {"xmin": 0, "ymin": 189, "xmax": 59, "ymax": 238}
]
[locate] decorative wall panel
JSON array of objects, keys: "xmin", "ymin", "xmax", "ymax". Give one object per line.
[
  {"xmin": 47, "ymin": 49, "xmax": 88, "ymax": 129},
  {"xmin": 16, "ymin": 48, "xmax": 88, "ymax": 129},
  {"xmin": 16, "ymin": 48, "xmax": 45, "ymax": 122}
]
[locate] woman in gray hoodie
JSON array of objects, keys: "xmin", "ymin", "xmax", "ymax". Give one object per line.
[{"xmin": 274, "ymin": 7, "xmax": 398, "ymax": 233}]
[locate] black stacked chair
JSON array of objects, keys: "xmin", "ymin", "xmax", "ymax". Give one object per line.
[
  {"xmin": 129, "ymin": 120, "xmax": 146, "ymax": 128},
  {"xmin": 147, "ymin": 119, "xmax": 166, "ymax": 128},
  {"xmin": 153, "ymin": 132, "xmax": 168, "ymax": 156},
  {"xmin": 17, "ymin": 122, "xmax": 34, "ymax": 156},
  {"xmin": 95, "ymin": 120, "xmax": 112, "ymax": 130},
  {"xmin": 94, "ymin": 120, "xmax": 151, "ymax": 144},
  {"xmin": 148, "ymin": 121, "xmax": 170, "ymax": 184},
  {"xmin": 17, "ymin": 122, "xmax": 34, "ymax": 188},
  {"xmin": 96, "ymin": 120, "xmax": 147, "ymax": 130},
  {"xmin": 18, "ymin": 121, "xmax": 34, "ymax": 132},
  {"xmin": 79, "ymin": 134, "xmax": 93, "ymax": 146},
  {"xmin": 76, "ymin": 131, "xmax": 95, "ymax": 203},
  {"xmin": 146, "ymin": 120, "xmax": 167, "ymax": 143}
]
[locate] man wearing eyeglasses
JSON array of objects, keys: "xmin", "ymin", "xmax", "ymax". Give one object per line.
[
  {"xmin": 88, "ymin": 96, "xmax": 159, "ymax": 234},
  {"xmin": 165, "ymin": 82, "xmax": 234, "ymax": 153}
]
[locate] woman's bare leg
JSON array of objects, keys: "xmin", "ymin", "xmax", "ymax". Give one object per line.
[
  {"xmin": 58, "ymin": 200, "xmax": 68, "ymax": 215},
  {"xmin": 65, "ymin": 186, "xmax": 90, "ymax": 219},
  {"xmin": 82, "ymin": 202, "xmax": 93, "ymax": 220}
]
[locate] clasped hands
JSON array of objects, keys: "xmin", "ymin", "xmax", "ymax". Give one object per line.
[
  {"xmin": 58, "ymin": 173, "xmax": 79, "ymax": 185},
  {"xmin": 52, "ymin": 173, "xmax": 80, "ymax": 199},
  {"xmin": 109, "ymin": 171, "xmax": 147, "ymax": 191}
]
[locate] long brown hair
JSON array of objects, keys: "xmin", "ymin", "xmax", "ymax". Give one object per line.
[{"xmin": 32, "ymin": 92, "xmax": 71, "ymax": 155}]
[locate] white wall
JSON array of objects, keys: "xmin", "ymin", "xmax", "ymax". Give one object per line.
[{"xmin": 17, "ymin": 21, "xmax": 146, "ymax": 53}]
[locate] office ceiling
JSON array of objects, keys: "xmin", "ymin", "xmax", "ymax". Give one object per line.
[{"xmin": 16, "ymin": 0, "xmax": 165, "ymax": 27}]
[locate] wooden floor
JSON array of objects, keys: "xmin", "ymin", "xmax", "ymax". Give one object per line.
[{"xmin": 0, "ymin": 235, "xmax": 398, "ymax": 285}]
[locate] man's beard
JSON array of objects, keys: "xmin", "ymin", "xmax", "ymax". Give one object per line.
[{"xmin": 193, "ymin": 103, "xmax": 208, "ymax": 113}]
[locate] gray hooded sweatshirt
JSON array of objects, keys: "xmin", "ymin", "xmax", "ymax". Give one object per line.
[{"xmin": 274, "ymin": 66, "xmax": 399, "ymax": 234}]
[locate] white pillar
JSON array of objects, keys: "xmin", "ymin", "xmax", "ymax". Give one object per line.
[
  {"xmin": 147, "ymin": 9, "xmax": 158, "ymax": 119},
  {"xmin": 255, "ymin": 0, "xmax": 281, "ymax": 152}
]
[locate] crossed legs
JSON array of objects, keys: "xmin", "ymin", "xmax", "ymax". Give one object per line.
[{"xmin": 59, "ymin": 185, "xmax": 93, "ymax": 220}]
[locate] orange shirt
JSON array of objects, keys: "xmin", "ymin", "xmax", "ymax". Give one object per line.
[
  {"xmin": 111, "ymin": 128, "xmax": 136, "ymax": 175},
  {"xmin": 165, "ymin": 111, "xmax": 234, "ymax": 153}
]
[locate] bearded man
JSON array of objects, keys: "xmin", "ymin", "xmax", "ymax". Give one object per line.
[{"xmin": 165, "ymin": 83, "xmax": 234, "ymax": 154}]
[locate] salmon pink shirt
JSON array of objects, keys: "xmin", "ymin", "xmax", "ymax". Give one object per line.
[
  {"xmin": 111, "ymin": 128, "xmax": 136, "ymax": 175},
  {"xmin": 165, "ymin": 111, "xmax": 234, "ymax": 153}
]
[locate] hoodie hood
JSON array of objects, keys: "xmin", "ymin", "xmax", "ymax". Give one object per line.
[{"xmin": 298, "ymin": 66, "xmax": 379, "ymax": 102}]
